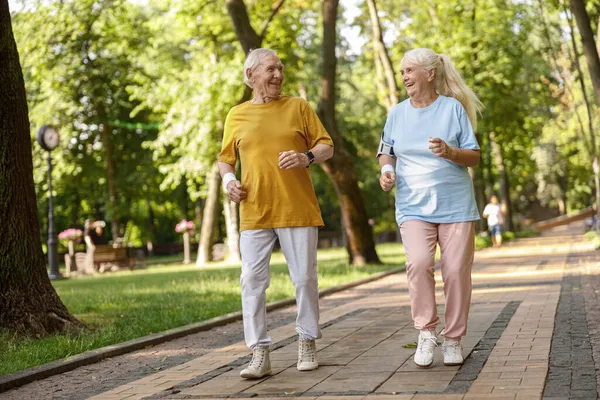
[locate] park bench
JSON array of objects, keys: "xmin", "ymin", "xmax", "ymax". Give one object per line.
[
  {"xmin": 92, "ymin": 245, "xmax": 129, "ymax": 270},
  {"xmin": 70, "ymin": 245, "xmax": 131, "ymax": 275}
]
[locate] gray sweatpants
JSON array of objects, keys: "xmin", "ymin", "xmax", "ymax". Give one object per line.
[{"xmin": 240, "ymin": 226, "xmax": 322, "ymax": 349}]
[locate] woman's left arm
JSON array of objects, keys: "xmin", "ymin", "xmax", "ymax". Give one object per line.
[
  {"xmin": 447, "ymin": 147, "xmax": 480, "ymax": 168},
  {"xmin": 428, "ymin": 137, "xmax": 480, "ymax": 168}
]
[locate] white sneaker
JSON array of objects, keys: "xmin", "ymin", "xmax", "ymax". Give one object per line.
[
  {"xmin": 297, "ymin": 339, "xmax": 318, "ymax": 371},
  {"xmin": 414, "ymin": 330, "xmax": 437, "ymax": 368},
  {"xmin": 442, "ymin": 339, "xmax": 463, "ymax": 366},
  {"xmin": 240, "ymin": 347, "xmax": 272, "ymax": 379}
]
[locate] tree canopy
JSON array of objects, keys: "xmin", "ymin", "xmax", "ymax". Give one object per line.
[{"xmin": 8, "ymin": 0, "xmax": 600, "ymax": 260}]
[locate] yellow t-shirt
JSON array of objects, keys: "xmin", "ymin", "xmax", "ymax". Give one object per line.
[{"xmin": 218, "ymin": 96, "xmax": 334, "ymax": 231}]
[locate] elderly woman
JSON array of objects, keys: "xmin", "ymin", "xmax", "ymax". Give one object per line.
[
  {"xmin": 377, "ymin": 48, "xmax": 483, "ymax": 368},
  {"xmin": 218, "ymin": 48, "xmax": 334, "ymax": 379}
]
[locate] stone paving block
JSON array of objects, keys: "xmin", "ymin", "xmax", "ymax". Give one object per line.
[
  {"xmin": 242, "ymin": 366, "xmax": 341, "ymax": 395},
  {"xmin": 376, "ymin": 371, "xmax": 456, "ymax": 393},
  {"xmin": 88, "ymin": 395, "xmax": 137, "ymax": 400},
  {"xmin": 463, "ymin": 394, "xmax": 516, "ymax": 399},
  {"xmin": 312, "ymin": 371, "xmax": 394, "ymax": 393},
  {"xmin": 515, "ymin": 392, "xmax": 542, "ymax": 400},
  {"xmin": 465, "ymin": 383, "xmax": 494, "ymax": 394},
  {"xmin": 315, "ymin": 396, "xmax": 368, "ymax": 400},
  {"xmin": 179, "ymin": 376, "xmax": 262, "ymax": 396}
]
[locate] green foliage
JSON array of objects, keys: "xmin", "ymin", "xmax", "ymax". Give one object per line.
[{"xmin": 10, "ymin": 0, "xmax": 597, "ymax": 251}]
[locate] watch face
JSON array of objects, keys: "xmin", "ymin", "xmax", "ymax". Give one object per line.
[{"xmin": 44, "ymin": 128, "xmax": 59, "ymax": 150}]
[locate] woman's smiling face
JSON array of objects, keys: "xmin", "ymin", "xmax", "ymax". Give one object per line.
[{"xmin": 401, "ymin": 62, "xmax": 434, "ymax": 98}]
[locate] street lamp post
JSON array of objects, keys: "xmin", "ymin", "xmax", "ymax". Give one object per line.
[{"xmin": 36, "ymin": 125, "xmax": 62, "ymax": 280}]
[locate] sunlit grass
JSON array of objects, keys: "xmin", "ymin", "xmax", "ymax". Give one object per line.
[
  {"xmin": 0, "ymin": 243, "xmax": 406, "ymax": 376},
  {"xmin": 585, "ymin": 230, "xmax": 600, "ymax": 249}
]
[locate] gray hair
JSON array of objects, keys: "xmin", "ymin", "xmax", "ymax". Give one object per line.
[{"xmin": 243, "ymin": 48, "xmax": 279, "ymax": 88}]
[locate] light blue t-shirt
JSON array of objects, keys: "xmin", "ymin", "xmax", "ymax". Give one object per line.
[{"xmin": 378, "ymin": 95, "xmax": 481, "ymax": 226}]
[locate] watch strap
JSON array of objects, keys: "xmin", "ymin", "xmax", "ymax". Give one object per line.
[{"xmin": 304, "ymin": 150, "xmax": 315, "ymax": 167}]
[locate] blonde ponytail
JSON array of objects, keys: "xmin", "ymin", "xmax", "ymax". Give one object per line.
[
  {"xmin": 401, "ymin": 49, "xmax": 483, "ymax": 131},
  {"xmin": 436, "ymin": 54, "xmax": 483, "ymax": 131}
]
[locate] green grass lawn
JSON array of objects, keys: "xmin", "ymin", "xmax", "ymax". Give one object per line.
[{"xmin": 0, "ymin": 243, "xmax": 406, "ymax": 376}]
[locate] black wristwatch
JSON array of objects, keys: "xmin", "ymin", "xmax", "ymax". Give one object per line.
[{"xmin": 304, "ymin": 150, "xmax": 316, "ymax": 167}]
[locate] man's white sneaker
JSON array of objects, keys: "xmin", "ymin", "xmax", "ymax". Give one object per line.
[
  {"xmin": 297, "ymin": 339, "xmax": 318, "ymax": 371},
  {"xmin": 414, "ymin": 330, "xmax": 437, "ymax": 368},
  {"xmin": 240, "ymin": 347, "xmax": 272, "ymax": 379},
  {"xmin": 442, "ymin": 339, "xmax": 463, "ymax": 366}
]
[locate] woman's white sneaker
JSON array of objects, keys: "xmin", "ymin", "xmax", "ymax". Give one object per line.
[
  {"xmin": 240, "ymin": 347, "xmax": 272, "ymax": 379},
  {"xmin": 442, "ymin": 339, "xmax": 463, "ymax": 366},
  {"xmin": 414, "ymin": 330, "xmax": 437, "ymax": 368}
]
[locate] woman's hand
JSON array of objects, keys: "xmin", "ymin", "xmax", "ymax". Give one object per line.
[
  {"xmin": 380, "ymin": 171, "xmax": 395, "ymax": 192},
  {"xmin": 226, "ymin": 180, "xmax": 248, "ymax": 203},
  {"xmin": 428, "ymin": 137, "xmax": 454, "ymax": 160}
]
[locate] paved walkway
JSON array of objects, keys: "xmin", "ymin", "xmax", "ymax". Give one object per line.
[{"xmin": 2, "ymin": 223, "xmax": 600, "ymax": 400}]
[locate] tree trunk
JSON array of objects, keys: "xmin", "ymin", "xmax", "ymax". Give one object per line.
[
  {"xmin": 319, "ymin": 0, "xmax": 380, "ymax": 265},
  {"xmin": 145, "ymin": 198, "xmax": 156, "ymax": 256},
  {"xmin": 195, "ymin": 194, "xmax": 204, "ymax": 236},
  {"xmin": 490, "ymin": 133, "xmax": 514, "ymax": 232},
  {"xmin": 100, "ymin": 120, "xmax": 120, "ymax": 241},
  {"xmin": 196, "ymin": 163, "xmax": 221, "ymax": 266},
  {"xmin": 564, "ymin": 2, "xmax": 600, "ymax": 222},
  {"xmin": 569, "ymin": 0, "xmax": 600, "ymax": 105},
  {"xmin": 223, "ymin": 193, "xmax": 241, "ymax": 263},
  {"xmin": 373, "ymin": 52, "xmax": 389, "ymax": 110},
  {"xmin": 469, "ymin": 166, "xmax": 487, "ymax": 232},
  {"xmin": 0, "ymin": 2, "xmax": 83, "ymax": 335},
  {"xmin": 225, "ymin": 0, "xmax": 262, "ymax": 53},
  {"xmin": 366, "ymin": 0, "xmax": 399, "ymax": 112},
  {"xmin": 597, "ymin": 15, "xmax": 600, "ymax": 53},
  {"xmin": 484, "ymin": 148, "xmax": 494, "ymax": 200}
]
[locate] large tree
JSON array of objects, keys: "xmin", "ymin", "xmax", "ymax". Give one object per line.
[
  {"xmin": 319, "ymin": 0, "xmax": 380, "ymax": 265},
  {"xmin": 0, "ymin": 0, "xmax": 82, "ymax": 335},
  {"xmin": 366, "ymin": 0, "xmax": 399, "ymax": 113},
  {"xmin": 569, "ymin": 0, "xmax": 600, "ymax": 106}
]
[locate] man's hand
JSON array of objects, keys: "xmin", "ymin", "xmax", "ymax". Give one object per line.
[
  {"xmin": 278, "ymin": 150, "xmax": 309, "ymax": 169},
  {"xmin": 226, "ymin": 180, "xmax": 247, "ymax": 203},
  {"xmin": 428, "ymin": 137, "xmax": 454, "ymax": 159},
  {"xmin": 380, "ymin": 172, "xmax": 395, "ymax": 192}
]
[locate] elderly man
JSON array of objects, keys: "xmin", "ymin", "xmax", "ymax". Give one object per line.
[{"xmin": 218, "ymin": 48, "xmax": 334, "ymax": 379}]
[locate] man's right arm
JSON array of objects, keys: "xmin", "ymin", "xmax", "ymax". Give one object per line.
[{"xmin": 218, "ymin": 161, "xmax": 247, "ymax": 203}]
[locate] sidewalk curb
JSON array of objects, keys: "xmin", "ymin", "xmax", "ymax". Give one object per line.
[{"xmin": 0, "ymin": 267, "xmax": 403, "ymax": 393}]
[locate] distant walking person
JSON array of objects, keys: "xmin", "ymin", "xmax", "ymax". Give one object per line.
[
  {"xmin": 218, "ymin": 48, "xmax": 334, "ymax": 379},
  {"xmin": 483, "ymin": 195, "xmax": 506, "ymax": 247},
  {"xmin": 377, "ymin": 48, "xmax": 483, "ymax": 368}
]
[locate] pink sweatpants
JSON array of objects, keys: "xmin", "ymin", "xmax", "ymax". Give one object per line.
[{"xmin": 399, "ymin": 220, "xmax": 475, "ymax": 339}]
